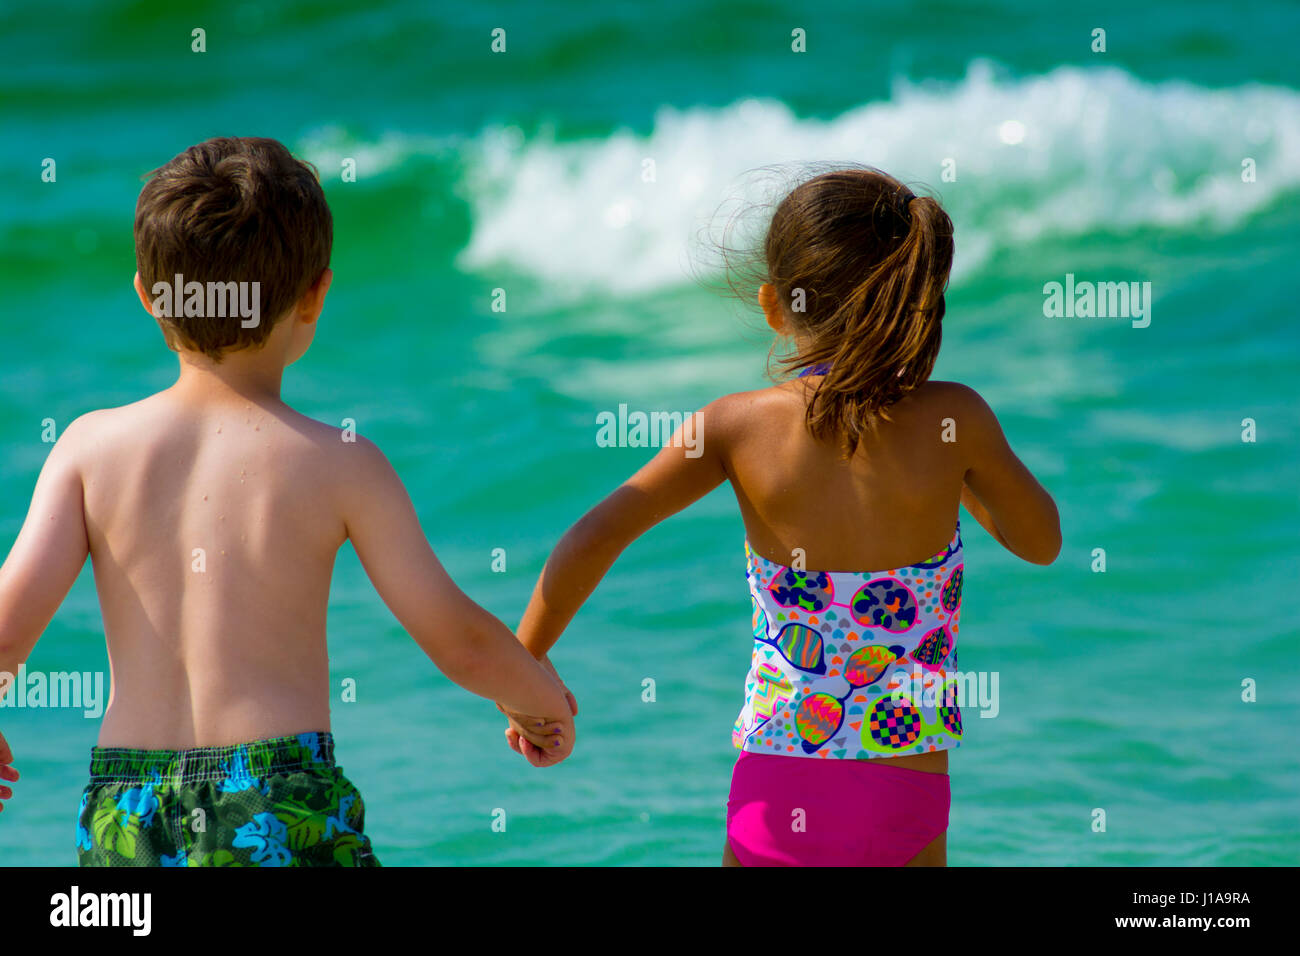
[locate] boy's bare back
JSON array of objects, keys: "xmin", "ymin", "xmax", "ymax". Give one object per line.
[
  {"xmin": 0, "ymin": 139, "xmax": 570, "ymax": 800},
  {"xmin": 16, "ymin": 364, "xmax": 570, "ymax": 755},
  {"xmin": 68, "ymin": 385, "xmax": 352, "ymax": 748}
]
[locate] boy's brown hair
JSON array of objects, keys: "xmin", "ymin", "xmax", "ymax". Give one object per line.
[{"xmin": 135, "ymin": 136, "xmax": 332, "ymax": 360}]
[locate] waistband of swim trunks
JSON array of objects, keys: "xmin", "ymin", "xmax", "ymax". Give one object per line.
[{"xmin": 87, "ymin": 731, "xmax": 335, "ymax": 785}]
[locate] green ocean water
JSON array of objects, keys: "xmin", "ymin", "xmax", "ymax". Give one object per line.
[{"xmin": 1, "ymin": 0, "xmax": 1298, "ymax": 865}]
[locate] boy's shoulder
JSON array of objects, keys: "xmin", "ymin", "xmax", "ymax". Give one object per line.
[
  {"xmin": 265, "ymin": 405, "xmax": 395, "ymax": 487},
  {"xmin": 52, "ymin": 397, "xmax": 162, "ymax": 461},
  {"xmin": 53, "ymin": 395, "xmax": 387, "ymax": 476},
  {"xmin": 263, "ymin": 402, "xmax": 363, "ymax": 451}
]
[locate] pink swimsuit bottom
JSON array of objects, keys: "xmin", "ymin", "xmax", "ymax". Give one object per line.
[{"xmin": 726, "ymin": 750, "xmax": 950, "ymax": 866}]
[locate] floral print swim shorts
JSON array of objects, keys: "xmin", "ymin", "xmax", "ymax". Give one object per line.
[{"xmin": 75, "ymin": 731, "xmax": 380, "ymax": 867}]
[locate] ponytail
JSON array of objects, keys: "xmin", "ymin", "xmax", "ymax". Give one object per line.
[{"xmin": 764, "ymin": 170, "xmax": 954, "ymax": 455}]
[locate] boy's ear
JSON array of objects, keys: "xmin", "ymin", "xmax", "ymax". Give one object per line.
[
  {"xmin": 758, "ymin": 283, "xmax": 787, "ymax": 334},
  {"xmin": 297, "ymin": 268, "xmax": 333, "ymax": 325},
  {"xmin": 133, "ymin": 272, "xmax": 159, "ymax": 316}
]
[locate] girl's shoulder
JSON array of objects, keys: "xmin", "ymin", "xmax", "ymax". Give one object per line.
[
  {"xmin": 698, "ymin": 379, "xmax": 1000, "ymax": 456},
  {"xmin": 905, "ymin": 378, "xmax": 982, "ymax": 403},
  {"xmin": 698, "ymin": 381, "xmax": 804, "ymax": 429},
  {"xmin": 706, "ymin": 379, "xmax": 989, "ymax": 419},
  {"xmin": 881, "ymin": 379, "xmax": 997, "ymax": 424}
]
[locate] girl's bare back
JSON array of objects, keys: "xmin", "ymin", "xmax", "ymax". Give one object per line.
[{"xmin": 726, "ymin": 377, "xmax": 969, "ymax": 573}]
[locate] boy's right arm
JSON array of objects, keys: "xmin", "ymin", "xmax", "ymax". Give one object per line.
[
  {"xmin": 336, "ymin": 438, "xmax": 571, "ymax": 744},
  {"xmin": 957, "ymin": 386, "xmax": 1062, "ymax": 565},
  {"xmin": 0, "ymin": 417, "xmax": 92, "ymax": 809}
]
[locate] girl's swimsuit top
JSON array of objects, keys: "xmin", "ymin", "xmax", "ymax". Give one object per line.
[{"xmin": 734, "ymin": 523, "xmax": 965, "ymax": 760}]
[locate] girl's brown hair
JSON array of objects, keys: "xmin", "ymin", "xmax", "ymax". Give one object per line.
[{"xmin": 760, "ymin": 167, "xmax": 954, "ymax": 455}]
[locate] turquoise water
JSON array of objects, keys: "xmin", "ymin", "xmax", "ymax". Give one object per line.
[{"xmin": 1, "ymin": 0, "xmax": 1298, "ymax": 865}]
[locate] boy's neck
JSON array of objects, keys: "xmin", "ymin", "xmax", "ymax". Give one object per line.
[{"xmin": 173, "ymin": 350, "xmax": 285, "ymax": 405}]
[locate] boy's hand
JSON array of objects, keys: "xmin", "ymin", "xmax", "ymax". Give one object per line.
[
  {"xmin": 0, "ymin": 729, "xmax": 18, "ymax": 812},
  {"xmin": 498, "ymin": 656, "xmax": 578, "ymax": 767},
  {"xmin": 537, "ymin": 656, "xmax": 577, "ymax": 716}
]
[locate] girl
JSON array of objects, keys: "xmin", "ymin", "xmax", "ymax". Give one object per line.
[{"xmin": 503, "ymin": 167, "xmax": 1061, "ymax": 866}]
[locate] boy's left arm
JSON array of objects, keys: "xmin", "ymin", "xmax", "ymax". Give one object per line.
[{"xmin": 0, "ymin": 420, "xmax": 92, "ymax": 810}]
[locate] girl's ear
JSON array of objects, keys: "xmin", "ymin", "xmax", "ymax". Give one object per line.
[{"xmin": 758, "ymin": 283, "xmax": 787, "ymax": 334}]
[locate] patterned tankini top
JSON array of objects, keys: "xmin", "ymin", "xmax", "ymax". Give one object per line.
[{"xmin": 733, "ymin": 522, "xmax": 965, "ymax": 760}]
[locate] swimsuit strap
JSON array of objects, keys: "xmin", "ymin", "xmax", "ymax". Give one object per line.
[{"xmin": 798, "ymin": 363, "xmax": 832, "ymax": 378}]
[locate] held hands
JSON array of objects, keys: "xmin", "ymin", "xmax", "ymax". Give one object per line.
[{"xmin": 498, "ymin": 657, "xmax": 578, "ymax": 768}]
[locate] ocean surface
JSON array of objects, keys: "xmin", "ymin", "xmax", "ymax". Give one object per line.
[{"xmin": 1, "ymin": 0, "xmax": 1297, "ymax": 865}]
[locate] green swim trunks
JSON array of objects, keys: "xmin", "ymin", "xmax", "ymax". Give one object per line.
[{"xmin": 76, "ymin": 731, "xmax": 380, "ymax": 867}]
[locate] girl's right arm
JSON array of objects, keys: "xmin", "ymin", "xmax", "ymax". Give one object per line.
[
  {"xmin": 957, "ymin": 386, "xmax": 1062, "ymax": 565},
  {"xmin": 516, "ymin": 405, "xmax": 730, "ymax": 660},
  {"xmin": 503, "ymin": 404, "xmax": 731, "ymax": 763}
]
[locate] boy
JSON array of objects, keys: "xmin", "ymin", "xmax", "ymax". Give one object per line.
[{"xmin": 0, "ymin": 136, "xmax": 572, "ymax": 866}]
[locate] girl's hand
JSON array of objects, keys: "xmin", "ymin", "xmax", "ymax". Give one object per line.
[
  {"xmin": 501, "ymin": 710, "xmax": 575, "ymax": 767},
  {"xmin": 0, "ymin": 728, "xmax": 18, "ymax": 812},
  {"xmin": 497, "ymin": 707, "xmax": 568, "ymax": 751}
]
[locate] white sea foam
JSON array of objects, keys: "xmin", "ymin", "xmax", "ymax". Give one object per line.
[
  {"xmin": 298, "ymin": 125, "xmax": 448, "ymax": 180},
  {"xmin": 451, "ymin": 61, "xmax": 1300, "ymax": 293}
]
